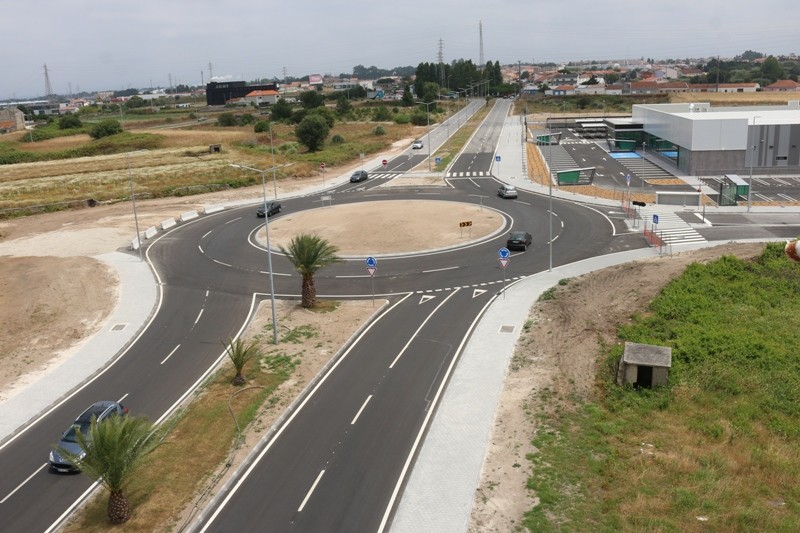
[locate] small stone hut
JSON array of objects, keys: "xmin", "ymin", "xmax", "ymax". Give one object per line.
[{"xmin": 616, "ymin": 341, "xmax": 672, "ymax": 388}]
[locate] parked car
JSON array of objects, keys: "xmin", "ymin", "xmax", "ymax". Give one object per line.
[
  {"xmin": 411, "ymin": 139, "xmax": 424, "ymax": 150},
  {"xmin": 506, "ymin": 230, "xmax": 532, "ymax": 251},
  {"xmin": 350, "ymin": 170, "xmax": 369, "ymax": 183},
  {"xmin": 498, "ymin": 184, "xmax": 518, "ymax": 199},
  {"xmin": 256, "ymin": 201, "xmax": 282, "ymax": 218},
  {"xmin": 49, "ymin": 401, "xmax": 128, "ymax": 473}
]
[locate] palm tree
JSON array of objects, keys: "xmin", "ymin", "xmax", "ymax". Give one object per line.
[
  {"xmin": 55, "ymin": 415, "xmax": 162, "ymax": 524},
  {"xmin": 279, "ymin": 234, "xmax": 341, "ymax": 308},
  {"xmin": 224, "ymin": 337, "xmax": 260, "ymax": 385}
]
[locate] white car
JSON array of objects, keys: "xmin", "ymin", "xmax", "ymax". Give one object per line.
[
  {"xmin": 411, "ymin": 139, "xmax": 424, "ymax": 150},
  {"xmin": 498, "ymin": 184, "xmax": 518, "ymax": 199}
]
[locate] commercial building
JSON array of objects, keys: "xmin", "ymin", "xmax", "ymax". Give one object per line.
[
  {"xmin": 205, "ymin": 81, "xmax": 279, "ymax": 106},
  {"xmin": 614, "ymin": 102, "xmax": 800, "ymax": 176}
]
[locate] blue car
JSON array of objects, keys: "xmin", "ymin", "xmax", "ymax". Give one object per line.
[{"xmin": 49, "ymin": 401, "xmax": 128, "ymax": 473}]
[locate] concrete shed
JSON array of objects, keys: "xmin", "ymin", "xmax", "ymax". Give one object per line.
[{"xmin": 616, "ymin": 342, "xmax": 672, "ymax": 388}]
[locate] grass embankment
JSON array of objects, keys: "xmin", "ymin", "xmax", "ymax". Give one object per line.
[
  {"xmin": 63, "ymin": 303, "xmax": 338, "ymax": 532},
  {"xmin": 525, "ymin": 243, "xmax": 800, "ymax": 532}
]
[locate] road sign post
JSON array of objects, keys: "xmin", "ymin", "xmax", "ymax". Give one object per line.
[
  {"xmin": 382, "ymin": 159, "xmax": 388, "ymax": 169},
  {"xmin": 498, "ymin": 248, "xmax": 510, "ymax": 299},
  {"xmin": 320, "ymin": 162, "xmax": 326, "ymax": 188},
  {"xmin": 495, "ymin": 154, "xmax": 501, "ymax": 178},
  {"xmin": 366, "ymin": 257, "xmax": 377, "ymax": 306}
]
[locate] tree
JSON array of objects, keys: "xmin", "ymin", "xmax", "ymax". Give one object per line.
[
  {"xmin": 55, "ymin": 415, "xmax": 162, "ymax": 524},
  {"xmin": 295, "ymin": 114, "xmax": 330, "ymax": 152},
  {"xmin": 224, "ymin": 337, "xmax": 260, "ymax": 385},
  {"xmin": 126, "ymin": 95, "xmax": 147, "ymax": 109},
  {"xmin": 761, "ymin": 56, "xmax": 784, "ymax": 84},
  {"xmin": 401, "ymin": 84, "xmax": 414, "ymax": 106},
  {"xmin": 335, "ymin": 96, "xmax": 351, "ymax": 116},
  {"xmin": 372, "ymin": 105, "xmax": 392, "ymax": 121},
  {"xmin": 89, "ymin": 119, "xmax": 122, "ymax": 139},
  {"xmin": 58, "ymin": 114, "xmax": 82, "ymax": 129},
  {"xmin": 271, "ymin": 98, "xmax": 293, "ymax": 121},
  {"xmin": 300, "ymin": 90, "xmax": 325, "ymax": 109},
  {"xmin": 278, "ymin": 234, "xmax": 341, "ymax": 308}
]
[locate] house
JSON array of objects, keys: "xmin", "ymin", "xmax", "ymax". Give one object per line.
[
  {"xmin": 0, "ymin": 107, "xmax": 25, "ymax": 133},
  {"xmin": 243, "ymin": 89, "xmax": 280, "ymax": 106},
  {"xmin": 550, "ymin": 85, "xmax": 576, "ymax": 96},
  {"xmin": 763, "ymin": 79, "xmax": 800, "ymax": 92}
]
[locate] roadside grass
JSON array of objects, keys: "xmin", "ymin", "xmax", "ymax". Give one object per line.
[
  {"xmin": 0, "ymin": 119, "xmax": 418, "ymax": 217},
  {"xmin": 61, "ymin": 313, "xmax": 329, "ymax": 532},
  {"xmin": 523, "ymin": 243, "xmax": 800, "ymax": 532}
]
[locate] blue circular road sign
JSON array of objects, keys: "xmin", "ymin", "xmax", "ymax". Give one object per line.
[
  {"xmin": 365, "ymin": 256, "xmax": 377, "ymax": 268},
  {"xmin": 498, "ymin": 247, "xmax": 510, "ymax": 259}
]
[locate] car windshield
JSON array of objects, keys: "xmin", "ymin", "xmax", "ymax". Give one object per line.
[
  {"xmin": 510, "ymin": 232, "xmax": 526, "ymax": 239},
  {"xmin": 62, "ymin": 423, "xmax": 89, "ymax": 443}
]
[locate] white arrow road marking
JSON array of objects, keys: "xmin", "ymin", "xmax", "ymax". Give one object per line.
[
  {"xmin": 419, "ymin": 295, "xmax": 436, "ymax": 304},
  {"xmin": 472, "ymin": 289, "xmax": 487, "ymax": 298}
]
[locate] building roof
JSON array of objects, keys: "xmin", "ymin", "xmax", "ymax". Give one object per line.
[
  {"xmin": 764, "ymin": 79, "xmax": 800, "ymax": 89},
  {"xmin": 245, "ymin": 90, "xmax": 279, "ymax": 97}
]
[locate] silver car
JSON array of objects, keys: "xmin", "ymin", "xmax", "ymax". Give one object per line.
[
  {"xmin": 498, "ymin": 184, "xmax": 518, "ymax": 199},
  {"xmin": 49, "ymin": 401, "xmax": 128, "ymax": 473}
]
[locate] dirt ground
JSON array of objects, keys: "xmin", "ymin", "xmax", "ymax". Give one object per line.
[{"xmin": 0, "ymin": 159, "xmax": 768, "ymax": 529}]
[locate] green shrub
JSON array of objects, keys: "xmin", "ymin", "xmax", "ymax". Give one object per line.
[
  {"xmin": 58, "ymin": 115, "xmax": 82, "ymax": 129},
  {"xmin": 411, "ymin": 111, "xmax": 428, "ymax": 126},
  {"xmin": 372, "ymin": 125, "xmax": 386, "ymax": 136},
  {"xmin": 217, "ymin": 112, "xmax": 237, "ymax": 127},
  {"xmin": 331, "ymin": 134, "xmax": 345, "ymax": 145},
  {"xmin": 393, "ymin": 114, "xmax": 410, "ymax": 124},
  {"xmin": 254, "ymin": 120, "xmax": 271, "ymax": 133},
  {"xmin": 89, "ymin": 119, "xmax": 122, "ymax": 139}
]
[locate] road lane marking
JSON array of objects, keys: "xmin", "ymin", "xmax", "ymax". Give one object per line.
[
  {"xmin": 0, "ymin": 463, "xmax": 47, "ymax": 504},
  {"xmin": 202, "ymin": 230, "xmax": 213, "ymax": 239},
  {"xmin": 160, "ymin": 344, "xmax": 181, "ymax": 365},
  {"xmin": 194, "ymin": 309, "xmax": 204, "ymax": 325},
  {"xmin": 422, "ymin": 266, "xmax": 459, "ymax": 273},
  {"xmin": 298, "ymin": 470, "xmax": 325, "ymax": 512},
  {"xmin": 390, "ymin": 288, "xmax": 460, "ymax": 369},
  {"xmin": 213, "ymin": 259, "xmax": 232, "ymax": 267},
  {"xmin": 351, "ymin": 395, "xmax": 372, "ymax": 425}
]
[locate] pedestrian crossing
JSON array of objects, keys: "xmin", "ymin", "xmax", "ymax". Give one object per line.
[
  {"xmin": 635, "ymin": 206, "xmax": 706, "ymax": 245},
  {"xmin": 617, "ymin": 157, "xmax": 675, "ymax": 180},
  {"xmin": 445, "ymin": 171, "xmax": 493, "ymax": 178}
]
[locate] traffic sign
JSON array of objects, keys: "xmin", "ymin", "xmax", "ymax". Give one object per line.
[
  {"xmin": 320, "ymin": 162, "xmax": 326, "ymax": 170},
  {"xmin": 459, "ymin": 221, "xmax": 472, "ymax": 228},
  {"xmin": 495, "ymin": 155, "xmax": 501, "ymax": 162},
  {"xmin": 499, "ymin": 258, "xmax": 510, "ymax": 270},
  {"xmin": 366, "ymin": 267, "xmax": 377, "ymax": 277},
  {"xmin": 498, "ymin": 247, "xmax": 510, "ymax": 259},
  {"xmin": 435, "ymin": 157, "xmax": 442, "ymax": 164},
  {"xmin": 382, "ymin": 159, "xmax": 388, "ymax": 167},
  {"xmin": 652, "ymin": 214, "xmax": 659, "ymax": 225},
  {"xmin": 626, "ymin": 173, "xmax": 631, "ymax": 186},
  {"xmin": 365, "ymin": 256, "xmax": 377, "ymax": 268}
]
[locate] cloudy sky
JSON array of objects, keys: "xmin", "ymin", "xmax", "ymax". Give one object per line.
[{"xmin": 1, "ymin": 0, "xmax": 797, "ymax": 100}]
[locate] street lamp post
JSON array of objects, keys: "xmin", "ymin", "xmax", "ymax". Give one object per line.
[
  {"xmin": 747, "ymin": 115, "xmax": 761, "ymax": 212},
  {"xmin": 128, "ymin": 152, "xmax": 143, "ymax": 261},
  {"xmin": 548, "ymin": 125, "xmax": 553, "ymax": 272},
  {"xmin": 229, "ymin": 163, "xmax": 282, "ymax": 344}
]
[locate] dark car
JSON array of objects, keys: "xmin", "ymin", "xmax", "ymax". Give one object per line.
[
  {"xmin": 506, "ymin": 231, "xmax": 532, "ymax": 251},
  {"xmin": 256, "ymin": 201, "xmax": 282, "ymax": 218},
  {"xmin": 49, "ymin": 401, "xmax": 128, "ymax": 472},
  {"xmin": 350, "ymin": 170, "xmax": 368, "ymax": 183}
]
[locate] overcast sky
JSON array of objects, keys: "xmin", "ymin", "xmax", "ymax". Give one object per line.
[{"xmin": 2, "ymin": 0, "xmax": 797, "ymax": 100}]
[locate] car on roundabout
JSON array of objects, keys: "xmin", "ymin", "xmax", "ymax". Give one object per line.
[
  {"xmin": 506, "ymin": 230, "xmax": 532, "ymax": 251},
  {"xmin": 349, "ymin": 170, "xmax": 369, "ymax": 183},
  {"xmin": 49, "ymin": 400, "xmax": 129, "ymax": 473},
  {"xmin": 411, "ymin": 139, "xmax": 424, "ymax": 150},
  {"xmin": 256, "ymin": 201, "xmax": 282, "ymax": 218},
  {"xmin": 498, "ymin": 184, "xmax": 518, "ymax": 199}
]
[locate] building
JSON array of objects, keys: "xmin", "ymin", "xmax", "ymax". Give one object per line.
[
  {"xmin": 627, "ymin": 101, "xmax": 800, "ymax": 175},
  {"xmin": 763, "ymin": 80, "xmax": 800, "ymax": 92},
  {"xmin": 243, "ymin": 89, "xmax": 280, "ymax": 106},
  {"xmin": 0, "ymin": 107, "xmax": 25, "ymax": 133},
  {"xmin": 206, "ymin": 81, "xmax": 279, "ymax": 106}
]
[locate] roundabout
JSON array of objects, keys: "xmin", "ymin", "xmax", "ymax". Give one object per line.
[{"xmin": 260, "ymin": 199, "xmax": 507, "ymax": 257}]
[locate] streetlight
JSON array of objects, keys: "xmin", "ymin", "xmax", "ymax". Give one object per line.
[
  {"xmin": 548, "ymin": 123, "xmax": 553, "ymax": 272},
  {"xmin": 229, "ymin": 163, "xmax": 282, "ymax": 344},
  {"xmin": 128, "ymin": 152, "xmax": 143, "ymax": 261},
  {"xmin": 416, "ymin": 100, "xmax": 435, "ymax": 172},
  {"xmin": 747, "ymin": 115, "xmax": 761, "ymax": 212}
]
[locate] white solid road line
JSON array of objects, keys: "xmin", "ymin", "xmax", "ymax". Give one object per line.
[
  {"xmin": 0, "ymin": 463, "xmax": 47, "ymax": 504},
  {"xmin": 298, "ymin": 470, "xmax": 325, "ymax": 512},
  {"xmin": 351, "ymin": 395, "xmax": 372, "ymax": 425},
  {"xmin": 160, "ymin": 344, "xmax": 181, "ymax": 365}
]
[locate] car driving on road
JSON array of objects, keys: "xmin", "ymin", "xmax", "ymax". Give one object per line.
[
  {"xmin": 506, "ymin": 230, "xmax": 532, "ymax": 251},
  {"xmin": 256, "ymin": 201, "xmax": 281, "ymax": 217},
  {"xmin": 497, "ymin": 184, "xmax": 518, "ymax": 199},
  {"xmin": 349, "ymin": 170, "xmax": 369, "ymax": 182},
  {"xmin": 49, "ymin": 401, "xmax": 128, "ymax": 472},
  {"xmin": 411, "ymin": 139, "xmax": 424, "ymax": 150}
]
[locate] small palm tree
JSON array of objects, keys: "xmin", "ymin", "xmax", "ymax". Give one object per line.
[
  {"xmin": 279, "ymin": 234, "xmax": 341, "ymax": 308},
  {"xmin": 55, "ymin": 415, "xmax": 162, "ymax": 524},
  {"xmin": 224, "ymin": 337, "xmax": 260, "ymax": 386}
]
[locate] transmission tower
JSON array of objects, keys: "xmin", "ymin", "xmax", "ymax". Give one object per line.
[
  {"xmin": 479, "ymin": 21, "xmax": 484, "ymax": 68},
  {"xmin": 43, "ymin": 64, "xmax": 53, "ymax": 100},
  {"xmin": 437, "ymin": 39, "xmax": 446, "ymax": 88},
  {"xmin": 208, "ymin": 61, "xmax": 214, "ymax": 81},
  {"xmin": 283, "ymin": 66, "xmax": 288, "ymax": 84}
]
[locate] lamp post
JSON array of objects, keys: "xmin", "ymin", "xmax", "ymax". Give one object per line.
[
  {"xmin": 128, "ymin": 152, "xmax": 143, "ymax": 261},
  {"xmin": 229, "ymin": 163, "xmax": 282, "ymax": 344},
  {"xmin": 416, "ymin": 100, "xmax": 435, "ymax": 172},
  {"xmin": 747, "ymin": 115, "xmax": 761, "ymax": 212},
  {"xmin": 548, "ymin": 124, "xmax": 553, "ymax": 272}
]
